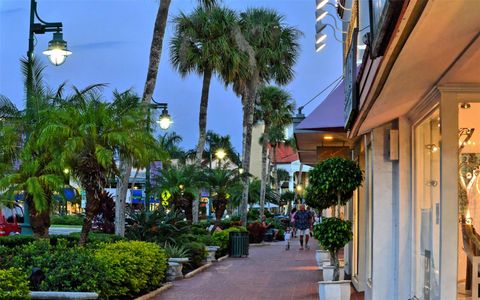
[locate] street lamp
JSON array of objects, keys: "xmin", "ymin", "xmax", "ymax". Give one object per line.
[
  {"xmin": 22, "ymin": 0, "xmax": 70, "ymax": 235},
  {"xmin": 145, "ymin": 99, "xmax": 172, "ymax": 211},
  {"xmin": 215, "ymin": 148, "xmax": 227, "ymax": 168}
]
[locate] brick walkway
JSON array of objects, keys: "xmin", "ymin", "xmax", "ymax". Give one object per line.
[{"xmin": 157, "ymin": 238, "xmax": 364, "ymax": 300}]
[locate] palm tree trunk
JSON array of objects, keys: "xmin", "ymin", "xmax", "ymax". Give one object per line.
[
  {"xmin": 293, "ymin": 163, "xmax": 303, "ymax": 205},
  {"xmin": 272, "ymin": 145, "xmax": 278, "ymax": 192},
  {"xmin": 193, "ymin": 69, "xmax": 213, "ymax": 223},
  {"xmin": 79, "ymin": 187, "xmax": 101, "ymax": 246},
  {"xmin": 259, "ymin": 124, "xmax": 269, "ymax": 219},
  {"xmin": 240, "ymin": 76, "xmax": 258, "ymax": 225},
  {"xmin": 115, "ymin": 157, "xmax": 131, "ymax": 237},
  {"xmin": 116, "ymin": 0, "xmax": 171, "ymax": 236},
  {"xmin": 27, "ymin": 195, "xmax": 50, "ymax": 238}
]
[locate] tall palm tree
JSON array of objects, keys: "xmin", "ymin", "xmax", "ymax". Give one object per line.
[
  {"xmin": 255, "ymin": 85, "xmax": 294, "ymax": 217},
  {"xmin": 267, "ymin": 125, "xmax": 287, "ymax": 193},
  {"xmin": 233, "ymin": 9, "xmax": 301, "ymax": 224},
  {"xmin": 158, "ymin": 131, "xmax": 184, "ymax": 166},
  {"xmin": 204, "ymin": 131, "xmax": 241, "ymax": 167},
  {"xmin": 116, "ymin": 0, "xmax": 219, "ymax": 232},
  {"xmin": 170, "ymin": 6, "xmax": 242, "ymax": 223},
  {"xmin": 37, "ymin": 91, "xmax": 159, "ymax": 245}
]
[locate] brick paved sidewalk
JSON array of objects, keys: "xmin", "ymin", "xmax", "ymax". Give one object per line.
[{"xmin": 156, "ymin": 238, "xmax": 364, "ymax": 300}]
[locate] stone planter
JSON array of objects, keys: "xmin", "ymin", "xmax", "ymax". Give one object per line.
[
  {"xmin": 322, "ymin": 265, "xmax": 345, "ymax": 281},
  {"xmin": 318, "ymin": 280, "xmax": 351, "ymax": 300},
  {"xmin": 205, "ymin": 246, "xmax": 220, "ymax": 262},
  {"xmin": 167, "ymin": 258, "xmax": 189, "ymax": 281}
]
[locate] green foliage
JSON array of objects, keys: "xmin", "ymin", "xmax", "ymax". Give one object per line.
[
  {"xmin": 0, "ymin": 268, "xmax": 30, "ymax": 300},
  {"xmin": 50, "ymin": 214, "xmax": 84, "ymax": 225},
  {"xmin": 95, "ymin": 241, "xmax": 168, "ymax": 298},
  {"xmin": 306, "ymin": 157, "xmax": 363, "ymax": 209},
  {"xmin": 314, "ymin": 218, "xmax": 352, "ymax": 254},
  {"xmin": 247, "ymin": 209, "xmax": 260, "ymax": 221},
  {"xmin": 247, "ymin": 221, "xmax": 266, "ymax": 244},
  {"xmin": 164, "ymin": 243, "xmax": 190, "ymax": 258},
  {"xmin": 281, "ymin": 191, "xmax": 295, "ymax": 204},
  {"xmin": 212, "ymin": 226, "xmax": 246, "ymax": 257},
  {"xmin": 0, "ymin": 235, "xmax": 35, "ymax": 248},
  {"xmin": 182, "ymin": 242, "xmax": 207, "ymax": 273},
  {"xmin": 125, "ymin": 208, "xmax": 189, "ymax": 244},
  {"xmin": 276, "ymin": 228, "xmax": 285, "ymax": 241}
]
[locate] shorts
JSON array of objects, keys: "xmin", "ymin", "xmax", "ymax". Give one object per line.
[{"xmin": 297, "ymin": 228, "xmax": 310, "ymax": 236}]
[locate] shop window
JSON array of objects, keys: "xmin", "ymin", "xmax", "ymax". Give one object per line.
[{"xmin": 413, "ymin": 109, "xmax": 440, "ymax": 300}]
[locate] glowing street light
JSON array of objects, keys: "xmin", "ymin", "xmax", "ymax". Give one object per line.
[{"xmin": 215, "ymin": 148, "xmax": 227, "ymax": 160}]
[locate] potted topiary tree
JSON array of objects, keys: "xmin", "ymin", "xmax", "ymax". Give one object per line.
[{"xmin": 307, "ymin": 157, "xmax": 363, "ymax": 300}]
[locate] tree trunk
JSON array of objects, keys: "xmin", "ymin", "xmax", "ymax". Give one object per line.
[
  {"xmin": 293, "ymin": 162, "xmax": 303, "ymax": 205},
  {"xmin": 240, "ymin": 76, "xmax": 258, "ymax": 225},
  {"xmin": 27, "ymin": 195, "xmax": 50, "ymax": 238},
  {"xmin": 142, "ymin": 0, "xmax": 171, "ymax": 104},
  {"xmin": 193, "ymin": 69, "xmax": 213, "ymax": 223},
  {"xmin": 115, "ymin": 158, "xmax": 131, "ymax": 237},
  {"xmin": 79, "ymin": 187, "xmax": 101, "ymax": 246},
  {"xmin": 337, "ymin": 192, "xmax": 341, "ymax": 218},
  {"xmin": 259, "ymin": 124, "xmax": 269, "ymax": 219},
  {"xmin": 331, "ymin": 249, "xmax": 340, "ymax": 281},
  {"xmin": 272, "ymin": 145, "xmax": 278, "ymax": 191},
  {"xmin": 214, "ymin": 199, "xmax": 226, "ymax": 226}
]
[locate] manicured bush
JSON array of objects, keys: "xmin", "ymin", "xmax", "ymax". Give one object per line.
[
  {"xmin": 182, "ymin": 241, "xmax": 207, "ymax": 273},
  {"xmin": 50, "ymin": 214, "xmax": 84, "ymax": 226},
  {"xmin": 95, "ymin": 240, "xmax": 168, "ymax": 298},
  {"xmin": 0, "ymin": 268, "xmax": 30, "ymax": 300},
  {"xmin": 247, "ymin": 221, "xmax": 266, "ymax": 244},
  {"xmin": 0, "ymin": 235, "xmax": 35, "ymax": 248}
]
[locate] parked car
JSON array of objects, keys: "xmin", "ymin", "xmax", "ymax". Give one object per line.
[{"xmin": 0, "ymin": 203, "xmax": 23, "ymax": 236}]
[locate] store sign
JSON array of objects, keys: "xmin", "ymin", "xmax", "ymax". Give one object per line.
[
  {"xmin": 344, "ymin": 27, "xmax": 358, "ymax": 129},
  {"xmin": 368, "ymin": 0, "xmax": 404, "ymax": 58}
]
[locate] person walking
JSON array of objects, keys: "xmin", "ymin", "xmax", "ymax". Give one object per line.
[
  {"xmin": 293, "ymin": 204, "xmax": 313, "ymax": 250},
  {"xmin": 290, "ymin": 207, "xmax": 297, "ymax": 238}
]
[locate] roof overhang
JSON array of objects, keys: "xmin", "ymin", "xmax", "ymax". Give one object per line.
[
  {"xmin": 294, "ymin": 129, "xmax": 352, "ymax": 165},
  {"xmin": 350, "ymin": 0, "xmax": 480, "ymax": 136}
]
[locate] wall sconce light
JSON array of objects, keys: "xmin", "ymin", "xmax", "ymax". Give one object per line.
[{"xmin": 425, "ymin": 144, "xmax": 439, "ymax": 153}]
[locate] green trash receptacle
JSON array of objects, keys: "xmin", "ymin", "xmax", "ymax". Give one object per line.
[{"xmin": 229, "ymin": 231, "xmax": 249, "ymax": 257}]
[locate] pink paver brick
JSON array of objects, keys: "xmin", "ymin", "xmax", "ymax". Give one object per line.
[{"xmin": 156, "ymin": 238, "xmax": 364, "ymax": 300}]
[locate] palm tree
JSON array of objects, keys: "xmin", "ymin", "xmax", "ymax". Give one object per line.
[
  {"xmin": 255, "ymin": 85, "xmax": 294, "ymax": 217},
  {"xmin": 153, "ymin": 164, "xmax": 202, "ymax": 221},
  {"xmin": 158, "ymin": 131, "xmax": 184, "ymax": 166},
  {"xmin": 233, "ymin": 9, "xmax": 301, "ymax": 225},
  {"xmin": 170, "ymin": 6, "xmax": 242, "ymax": 223},
  {"xmin": 204, "ymin": 168, "xmax": 241, "ymax": 224},
  {"xmin": 37, "ymin": 90, "xmax": 159, "ymax": 245},
  {"xmin": 204, "ymin": 131, "xmax": 241, "ymax": 167}
]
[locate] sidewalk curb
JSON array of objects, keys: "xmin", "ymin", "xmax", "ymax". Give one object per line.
[
  {"xmin": 249, "ymin": 242, "xmax": 270, "ymax": 247},
  {"xmin": 134, "ymin": 283, "xmax": 173, "ymax": 300},
  {"xmin": 184, "ymin": 262, "xmax": 213, "ymax": 279},
  {"xmin": 217, "ymin": 255, "xmax": 229, "ymax": 262}
]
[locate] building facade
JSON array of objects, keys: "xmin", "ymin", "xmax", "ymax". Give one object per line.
[{"xmin": 298, "ymin": 0, "xmax": 480, "ymax": 299}]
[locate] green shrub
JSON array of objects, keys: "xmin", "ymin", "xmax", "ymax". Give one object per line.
[
  {"xmin": 247, "ymin": 222, "xmax": 266, "ymax": 244},
  {"xmin": 65, "ymin": 232, "xmax": 125, "ymax": 246},
  {"xmin": 9, "ymin": 240, "xmax": 103, "ymax": 293},
  {"xmin": 182, "ymin": 241, "xmax": 207, "ymax": 274},
  {"xmin": 50, "ymin": 214, "xmax": 84, "ymax": 226},
  {"xmin": 276, "ymin": 228, "xmax": 285, "ymax": 241},
  {"xmin": 0, "ymin": 268, "xmax": 30, "ymax": 299},
  {"xmin": 212, "ymin": 226, "xmax": 246, "ymax": 256},
  {"xmin": 95, "ymin": 240, "xmax": 167, "ymax": 298},
  {"xmin": 195, "ymin": 234, "xmax": 217, "ymax": 246},
  {"xmin": 247, "ymin": 209, "xmax": 260, "ymax": 221},
  {"xmin": 164, "ymin": 243, "xmax": 189, "ymax": 258},
  {"xmin": 0, "ymin": 235, "xmax": 35, "ymax": 248}
]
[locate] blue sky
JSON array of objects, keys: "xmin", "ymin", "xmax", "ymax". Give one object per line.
[{"xmin": 0, "ymin": 0, "xmax": 343, "ymax": 151}]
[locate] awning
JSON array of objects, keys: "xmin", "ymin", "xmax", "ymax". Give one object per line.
[
  {"xmin": 294, "ymin": 80, "xmax": 352, "ymax": 165},
  {"xmin": 296, "ymin": 81, "xmax": 345, "ymax": 132}
]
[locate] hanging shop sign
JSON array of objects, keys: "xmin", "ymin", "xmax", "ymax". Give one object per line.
[{"xmin": 344, "ymin": 27, "xmax": 359, "ymax": 129}]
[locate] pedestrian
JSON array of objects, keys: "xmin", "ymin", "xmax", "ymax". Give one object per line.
[
  {"xmin": 293, "ymin": 204, "xmax": 313, "ymax": 250},
  {"xmin": 290, "ymin": 207, "xmax": 297, "ymax": 238}
]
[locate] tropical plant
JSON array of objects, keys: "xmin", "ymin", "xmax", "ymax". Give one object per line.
[
  {"xmin": 164, "ymin": 243, "xmax": 190, "ymax": 258},
  {"xmin": 0, "ymin": 268, "xmax": 30, "ymax": 299},
  {"xmin": 158, "ymin": 131, "xmax": 185, "ymax": 166},
  {"xmin": 276, "ymin": 169, "xmax": 290, "ymax": 188},
  {"xmin": 314, "ymin": 218, "xmax": 353, "ymax": 281},
  {"xmin": 306, "ymin": 157, "xmax": 363, "ymax": 217},
  {"xmin": 230, "ymin": 179, "xmax": 278, "ymax": 209},
  {"xmin": 204, "ymin": 131, "xmax": 241, "ymax": 167},
  {"xmin": 36, "ymin": 89, "xmax": 159, "ymax": 245},
  {"xmin": 255, "ymin": 85, "xmax": 294, "ymax": 218},
  {"xmin": 125, "ymin": 208, "xmax": 190, "ymax": 244},
  {"xmin": 280, "ymin": 190, "xmax": 295, "ymax": 206},
  {"xmin": 153, "ymin": 164, "xmax": 202, "ymax": 220},
  {"xmin": 233, "ymin": 9, "xmax": 301, "ymax": 224},
  {"xmin": 204, "ymin": 168, "xmax": 241, "ymax": 224}
]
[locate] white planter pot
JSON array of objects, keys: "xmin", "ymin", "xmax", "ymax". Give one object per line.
[
  {"xmin": 166, "ymin": 262, "xmax": 183, "ymax": 281},
  {"xmin": 322, "ymin": 265, "xmax": 345, "ymax": 281},
  {"xmin": 318, "ymin": 280, "xmax": 351, "ymax": 300},
  {"xmin": 205, "ymin": 246, "xmax": 220, "ymax": 262},
  {"xmin": 316, "ymin": 250, "xmax": 330, "ymax": 266}
]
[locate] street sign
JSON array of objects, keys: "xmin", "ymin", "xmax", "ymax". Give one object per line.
[{"xmin": 161, "ymin": 190, "xmax": 171, "ymax": 207}]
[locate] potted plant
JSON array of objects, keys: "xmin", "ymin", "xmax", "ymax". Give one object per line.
[
  {"xmin": 306, "ymin": 157, "xmax": 363, "ymax": 300},
  {"xmin": 164, "ymin": 244, "xmax": 190, "ymax": 281}
]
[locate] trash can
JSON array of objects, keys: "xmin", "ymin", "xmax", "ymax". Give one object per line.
[{"xmin": 229, "ymin": 231, "xmax": 249, "ymax": 257}]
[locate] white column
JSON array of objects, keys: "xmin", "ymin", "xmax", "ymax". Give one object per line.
[
  {"xmin": 288, "ymin": 172, "xmax": 294, "ymax": 192},
  {"xmin": 439, "ymin": 91, "xmax": 458, "ymax": 300}
]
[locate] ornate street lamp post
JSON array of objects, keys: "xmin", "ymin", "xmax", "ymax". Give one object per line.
[
  {"xmin": 22, "ymin": 0, "xmax": 71, "ymax": 235},
  {"xmin": 144, "ymin": 99, "xmax": 172, "ymax": 211}
]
